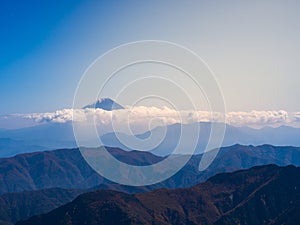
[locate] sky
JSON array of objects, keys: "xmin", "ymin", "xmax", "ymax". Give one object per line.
[{"xmin": 0, "ymin": 0, "xmax": 300, "ymax": 116}]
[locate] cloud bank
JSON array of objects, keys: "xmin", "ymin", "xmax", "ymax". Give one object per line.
[
  {"xmin": 10, "ymin": 106, "xmax": 299, "ymax": 133},
  {"xmin": 293, "ymin": 112, "xmax": 300, "ymax": 122},
  {"xmin": 227, "ymin": 110, "xmax": 290, "ymax": 126}
]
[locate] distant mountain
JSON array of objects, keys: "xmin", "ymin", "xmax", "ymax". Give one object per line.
[
  {"xmin": 0, "ymin": 98, "xmax": 125, "ymax": 156},
  {"xmin": 101, "ymin": 122, "xmax": 300, "ymax": 155},
  {"xmin": 0, "ymin": 123, "xmax": 76, "ymax": 156},
  {"xmin": 83, "ymin": 98, "xmax": 124, "ymax": 110},
  {"xmin": 0, "ymin": 138, "xmax": 47, "ymax": 158},
  {"xmin": 2, "ymin": 121, "xmax": 300, "ymax": 157},
  {"xmin": 16, "ymin": 165, "xmax": 300, "ymax": 225},
  {"xmin": 0, "ymin": 144, "xmax": 299, "ymax": 195}
]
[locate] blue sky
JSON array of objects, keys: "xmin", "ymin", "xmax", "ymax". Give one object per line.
[{"xmin": 0, "ymin": 0, "xmax": 299, "ymax": 114}]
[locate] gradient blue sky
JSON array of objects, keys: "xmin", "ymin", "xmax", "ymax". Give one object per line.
[{"xmin": 1, "ymin": 0, "xmax": 299, "ymax": 114}]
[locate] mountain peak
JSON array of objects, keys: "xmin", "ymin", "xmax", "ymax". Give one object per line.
[{"xmin": 83, "ymin": 98, "xmax": 124, "ymax": 111}]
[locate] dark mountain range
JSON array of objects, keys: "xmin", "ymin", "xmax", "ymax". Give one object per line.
[
  {"xmin": 0, "ymin": 145, "xmax": 299, "ymax": 224},
  {"xmin": 0, "ymin": 184, "xmax": 153, "ymax": 225},
  {"xmin": 0, "ymin": 188, "xmax": 85, "ymax": 225},
  {"xmin": 0, "ymin": 144, "xmax": 299, "ymax": 196},
  {"xmin": 0, "ymin": 147, "xmax": 162, "ymax": 195},
  {"xmin": 83, "ymin": 98, "xmax": 124, "ymax": 110},
  {"xmin": 16, "ymin": 165, "xmax": 300, "ymax": 225}
]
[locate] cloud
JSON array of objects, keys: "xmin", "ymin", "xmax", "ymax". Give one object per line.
[
  {"xmin": 227, "ymin": 110, "xmax": 290, "ymax": 126},
  {"xmin": 292, "ymin": 112, "xmax": 300, "ymax": 122},
  {"xmin": 13, "ymin": 107, "xmax": 295, "ymax": 131},
  {"xmin": 20, "ymin": 109, "xmax": 75, "ymax": 123},
  {"xmin": 18, "ymin": 107, "xmax": 222, "ymax": 133}
]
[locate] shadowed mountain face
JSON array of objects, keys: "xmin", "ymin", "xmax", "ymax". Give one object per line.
[
  {"xmin": 0, "ymin": 145, "xmax": 299, "ymax": 224},
  {"xmin": 0, "ymin": 147, "xmax": 162, "ymax": 195},
  {"xmin": 0, "ymin": 145, "xmax": 299, "ymax": 195},
  {"xmin": 83, "ymin": 98, "xmax": 124, "ymax": 110},
  {"xmin": 16, "ymin": 165, "xmax": 300, "ymax": 225},
  {"xmin": 0, "ymin": 188, "xmax": 85, "ymax": 225},
  {"xmin": 0, "ymin": 184, "xmax": 154, "ymax": 225},
  {"xmin": 0, "ymin": 184, "xmax": 152, "ymax": 225}
]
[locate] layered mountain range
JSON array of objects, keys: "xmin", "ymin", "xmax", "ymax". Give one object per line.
[
  {"xmin": 16, "ymin": 164, "xmax": 300, "ymax": 225},
  {"xmin": 1, "ymin": 122, "xmax": 300, "ymax": 158},
  {"xmin": 0, "ymin": 144, "xmax": 299, "ymax": 224},
  {"xmin": 1, "ymin": 145, "xmax": 299, "ymax": 195},
  {"xmin": 0, "ymin": 99, "xmax": 300, "ymax": 224}
]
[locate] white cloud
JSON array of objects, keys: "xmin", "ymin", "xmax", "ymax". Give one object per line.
[
  {"xmin": 292, "ymin": 112, "xmax": 300, "ymax": 122},
  {"xmin": 227, "ymin": 110, "xmax": 290, "ymax": 126},
  {"xmin": 11, "ymin": 107, "xmax": 297, "ymax": 133}
]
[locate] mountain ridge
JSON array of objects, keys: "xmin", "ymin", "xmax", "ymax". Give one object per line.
[
  {"xmin": 0, "ymin": 145, "xmax": 299, "ymax": 224},
  {"xmin": 0, "ymin": 144, "xmax": 299, "ymax": 195},
  {"xmin": 101, "ymin": 122, "xmax": 300, "ymax": 155},
  {"xmin": 16, "ymin": 164, "xmax": 300, "ymax": 225},
  {"xmin": 2, "ymin": 121, "xmax": 300, "ymax": 157}
]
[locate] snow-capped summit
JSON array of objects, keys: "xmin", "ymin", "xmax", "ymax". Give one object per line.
[{"xmin": 83, "ymin": 98, "xmax": 124, "ymax": 111}]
